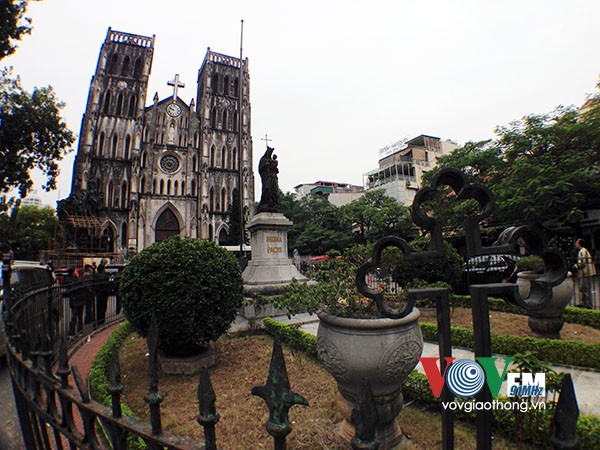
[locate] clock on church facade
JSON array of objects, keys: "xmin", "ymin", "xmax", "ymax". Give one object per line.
[{"xmin": 63, "ymin": 28, "xmax": 255, "ymax": 256}]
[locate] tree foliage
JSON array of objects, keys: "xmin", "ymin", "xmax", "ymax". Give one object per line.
[
  {"xmin": 280, "ymin": 192, "xmax": 351, "ymax": 255},
  {"xmin": 425, "ymin": 104, "xmax": 600, "ymax": 228},
  {"xmin": 339, "ymin": 189, "xmax": 416, "ymax": 244},
  {"xmin": 0, "ymin": 68, "xmax": 75, "ymax": 206},
  {"xmin": 0, "ymin": 204, "xmax": 63, "ymax": 259},
  {"xmin": 0, "ymin": 0, "xmax": 34, "ymax": 60}
]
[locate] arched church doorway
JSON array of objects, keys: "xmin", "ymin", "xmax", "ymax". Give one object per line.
[{"xmin": 155, "ymin": 208, "xmax": 180, "ymax": 242}]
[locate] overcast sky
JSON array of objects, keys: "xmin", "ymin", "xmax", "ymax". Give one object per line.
[{"xmin": 4, "ymin": 0, "xmax": 600, "ymax": 207}]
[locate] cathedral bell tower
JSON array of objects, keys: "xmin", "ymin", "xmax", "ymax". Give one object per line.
[{"xmin": 70, "ymin": 28, "xmax": 154, "ymax": 253}]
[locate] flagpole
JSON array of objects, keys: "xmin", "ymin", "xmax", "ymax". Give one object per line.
[{"xmin": 238, "ymin": 19, "xmax": 245, "ymax": 254}]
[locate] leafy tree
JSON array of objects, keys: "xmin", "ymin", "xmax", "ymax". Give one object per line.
[
  {"xmin": 0, "ymin": 204, "xmax": 63, "ymax": 259},
  {"xmin": 0, "ymin": 1, "xmax": 34, "ymax": 60},
  {"xmin": 424, "ymin": 103, "xmax": 600, "ymax": 229},
  {"xmin": 0, "ymin": 68, "xmax": 75, "ymax": 208},
  {"xmin": 339, "ymin": 189, "xmax": 415, "ymax": 244},
  {"xmin": 280, "ymin": 192, "xmax": 351, "ymax": 255}
]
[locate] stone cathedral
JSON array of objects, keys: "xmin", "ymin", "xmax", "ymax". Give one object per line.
[{"xmin": 59, "ymin": 28, "xmax": 254, "ymax": 256}]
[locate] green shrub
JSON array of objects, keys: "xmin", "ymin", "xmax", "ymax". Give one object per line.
[{"xmin": 120, "ymin": 237, "xmax": 243, "ymax": 356}]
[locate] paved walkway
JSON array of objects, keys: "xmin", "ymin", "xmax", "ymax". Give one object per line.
[{"xmin": 272, "ymin": 313, "xmax": 600, "ymax": 417}]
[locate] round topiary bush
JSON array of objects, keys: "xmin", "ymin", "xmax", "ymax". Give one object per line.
[{"xmin": 119, "ymin": 237, "xmax": 243, "ymax": 356}]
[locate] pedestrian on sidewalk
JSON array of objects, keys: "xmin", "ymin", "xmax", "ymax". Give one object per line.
[{"xmin": 573, "ymin": 238, "xmax": 596, "ymax": 309}]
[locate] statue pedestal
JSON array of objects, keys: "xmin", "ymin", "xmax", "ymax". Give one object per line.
[{"xmin": 242, "ymin": 212, "xmax": 308, "ymax": 295}]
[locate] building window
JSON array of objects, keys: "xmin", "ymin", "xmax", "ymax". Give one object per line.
[
  {"xmin": 98, "ymin": 132, "xmax": 105, "ymax": 156},
  {"xmin": 121, "ymin": 55, "xmax": 130, "ymax": 76},
  {"xmin": 140, "ymin": 176, "xmax": 145, "ymax": 194},
  {"xmin": 121, "ymin": 181, "xmax": 128, "ymax": 208},
  {"xmin": 210, "ymin": 146, "xmax": 216, "ymax": 167},
  {"xmin": 167, "ymin": 179, "xmax": 171, "ymax": 196},
  {"xmin": 124, "ymin": 135, "xmax": 131, "ymax": 159},
  {"xmin": 223, "ymin": 110, "xmax": 228, "ymax": 130},
  {"xmin": 141, "ymin": 151, "xmax": 147, "ymax": 168},
  {"xmin": 221, "ymin": 187, "xmax": 227, "ymax": 211},
  {"xmin": 232, "ymin": 147, "xmax": 238, "ymax": 170},
  {"xmin": 224, "ymin": 76, "xmax": 229, "ymax": 96},
  {"xmin": 134, "ymin": 57, "xmax": 143, "ymax": 78},
  {"xmin": 107, "ymin": 181, "xmax": 114, "ymax": 207},
  {"xmin": 174, "ymin": 180, "xmax": 179, "ymax": 196},
  {"xmin": 128, "ymin": 95, "xmax": 136, "ymax": 117},
  {"xmin": 221, "ymin": 147, "xmax": 227, "ymax": 169},
  {"xmin": 109, "ymin": 54, "xmax": 119, "ymax": 74},
  {"xmin": 111, "ymin": 134, "xmax": 118, "ymax": 158},
  {"xmin": 159, "ymin": 179, "xmax": 164, "ymax": 195},
  {"xmin": 233, "ymin": 77, "xmax": 239, "ymax": 97},
  {"xmin": 103, "ymin": 92, "xmax": 111, "ymax": 115},
  {"xmin": 212, "ymin": 108, "xmax": 218, "ymax": 129},
  {"xmin": 121, "ymin": 222, "xmax": 127, "ymax": 247},
  {"xmin": 116, "ymin": 93, "xmax": 124, "ymax": 116},
  {"xmin": 212, "ymin": 73, "xmax": 219, "ymax": 94}
]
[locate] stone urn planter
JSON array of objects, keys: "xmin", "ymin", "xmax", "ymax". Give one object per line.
[
  {"xmin": 517, "ymin": 271, "xmax": 574, "ymax": 339},
  {"xmin": 316, "ymin": 308, "xmax": 423, "ymax": 448}
]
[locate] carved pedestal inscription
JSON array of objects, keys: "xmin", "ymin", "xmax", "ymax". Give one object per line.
[{"xmin": 266, "ymin": 235, "xmax": 283, "ymax": 254}]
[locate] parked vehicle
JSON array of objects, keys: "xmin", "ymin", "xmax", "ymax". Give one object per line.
[{"xmin": 454, "ymin": 254, "xmax": 519, "ymax": 294}]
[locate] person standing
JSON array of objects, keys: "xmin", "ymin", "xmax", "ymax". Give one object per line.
[{"xmin": 574, "ymin": 238, "xmax": 597, "ymax": 308}]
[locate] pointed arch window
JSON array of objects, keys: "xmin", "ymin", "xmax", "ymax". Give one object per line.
[
  {"xmin": 153, "ymin": 179, "xmax": 157, "ymax": 194},
  {"xmin": 221, "ymin": 187, "xmax": 227, "ymax": 212},
  {"xmin": 103, "ymin": 92, "xmax": 111, "ymax": 115},
  {"xmin": 124, "ymin": 135, "xmax": 131, "ymax": 159},
  {"xmin": 116, "ymin": 93, "xmax": 124, "ymax": 116},
  {"xmin": 210, "ymin": 146, "xmax": 216, "ymax": 167},
  {"xmin": 111, "ymin": 134, "xmax": 118, "ymax": 158},
  {"xmin": 98, "ymin": 132, "xmax": 105, "ymax": 156},
  {"xmin": 134, "ymin": 57, "xmax": 143, "ymax": 79},
  {"xmin": 140, "ymin": 176, "xmax": 146, "ymax": 194},
  {"xmin": 121, "ymin": 56, "xmax": 130, "ymax": 76},
  {"xmin": 191, "ymin": 179, "xmax": 197, "ymax": 196},
  {"xmin": 212, "ymin": 73, "xmax": 219, "ymax": 94},
  {"xmin": 107, "ymin": 181, "xmax": 114, "ymax": 207},
  {"xmin": 174, "ymin": 180, "xmax": 179, "ymax": 196},
  {"xmin": 221, "ymin": 146, "xmax": 227, "ymax": 169},
  {"xmin": 212, "ymin": 108, "xmax": 218, "ymax": 129},
  {"xmin": 181, "ymin": 181, "xmax": 185, "ymax": 196},
  {"xmin": 210, "ymin": 187, "xmax": 215, "ymax": 211},
  {"xmin": 224, "ymin": 76, "xmax": 229, "ymax": 96},
  {"xmin": 109, "ymin": 54, "xmax": 119, "ymax": 74},
  {"xmin": 159, "ymin": 179, "xmax": 164, "ymax": 195},
  {"xmin": 222, "ymin": 110, "xmax": 228, "ymax": 130},
  {"xmin": 141, "ymin": 151, "xmax": 147, "ymax": 168},
  {"xmin": 167, "ymin": 179, "xmax": 171, "ymax": 196},
  {"xmin": 121, "ymin": 181, "xmax": 128, "ymax": 208},
  {"xmin": 233, "ymin": 77, "xmax": 239, "ymax": 97},
  {"xmin": 121, "ymin": 222, "xmax": 128, "ymax": 247},
  {"xmin": 232, "ymin": 147, "xmax": 238, "ymax": 170},
  {"xmin": 128, "ymin": 95, "xmax": 136, "ymax": 116},
  {"xmin": 233, "ymin": 111, "xmax": 239, "ymax": 130}
]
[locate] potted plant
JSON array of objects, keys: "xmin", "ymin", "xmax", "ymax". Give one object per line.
[
  {"xmin": 514, "ymin": 255, "xmax": 573, "ymax": 338},
  {"xmin": 274, "ymin": 245, "xmax": 448, "ymax": 448},
  {"xmin": 119, "ymin": 237, "xmax": 243, "ymax": 374}
]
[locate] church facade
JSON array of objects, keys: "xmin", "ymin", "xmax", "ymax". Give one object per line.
[{"xmin": 64, "ymin": 28, "xmax": 254, "ymax": 255}]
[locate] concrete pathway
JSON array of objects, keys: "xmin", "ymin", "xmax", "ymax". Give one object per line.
[{"xmin": 258, "ymin": 312, "xmax": 600, "ymax": 417}]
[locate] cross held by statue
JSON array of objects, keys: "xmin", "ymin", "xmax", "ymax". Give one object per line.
[
  {"xmin": 167, "ymin": 74, "xmax": 185, "ymax": 101},
  {"xmin": 261, "ymin": 133, "xmax": 272, "ymax": 149}
]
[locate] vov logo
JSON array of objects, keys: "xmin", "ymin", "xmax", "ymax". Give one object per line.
[{"xmin": 419, "ymin": 357, "xmax": 546, "ymax": 399}]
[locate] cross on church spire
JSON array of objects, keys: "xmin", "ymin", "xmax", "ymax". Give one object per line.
[
  {"xmin": 167, "ymin": 74, "xmax": 185, "ymax": 101},
  {"xmin": 261, "ymin": 133, "xmax": 272, "ymax": 149}
]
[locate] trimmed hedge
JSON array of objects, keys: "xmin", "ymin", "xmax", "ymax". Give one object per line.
[
  {"xmin": 451, "ymin": 295, "xmax": 600, "ymax": 330},
  {"xmin": 263, "ymin": 317, "xmax": 600, "ymax": 450},
  {"xmin": 420, "ymin": 322, "xmax": 600, "ymax": 369}
]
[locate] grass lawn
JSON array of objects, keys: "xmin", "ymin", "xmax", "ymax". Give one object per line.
[{"xmin": 119, "ymin": 332, "xmax": 538, "ymax": 449}]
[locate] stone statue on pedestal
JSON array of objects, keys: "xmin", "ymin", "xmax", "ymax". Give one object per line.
[{"xmin": 257, "ymin": 146, "xmax": 280, "ymax": 213}]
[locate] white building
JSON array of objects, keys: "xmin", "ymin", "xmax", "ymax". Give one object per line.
[
  {"xmin": 363, "ymin": 134, "xmax": 457, "ymax": 206},
  {"xmin": 293, "ymin": 181, "xmax": 364, "ymax": 207}
]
